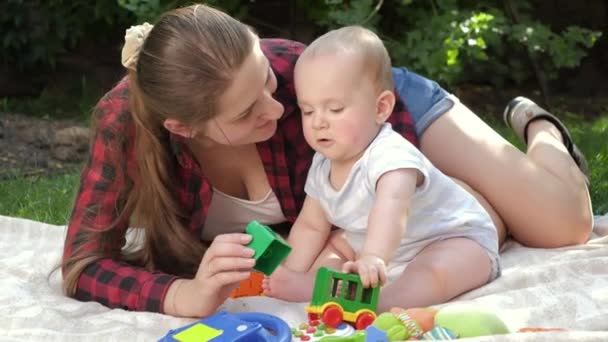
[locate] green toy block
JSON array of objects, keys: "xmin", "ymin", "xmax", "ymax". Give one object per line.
[{"xmin": 245, "ymin": 221, "xmax": 292, "ymax": 275}]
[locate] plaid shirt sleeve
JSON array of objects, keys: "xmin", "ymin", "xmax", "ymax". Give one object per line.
[{"xmin": 63, "ymin": 77, "xmax": 177, "ymax": 313}]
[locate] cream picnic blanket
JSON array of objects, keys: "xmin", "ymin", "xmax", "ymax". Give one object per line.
[{"xmin": 1, "ymin": 214, "xmax": 607, "ymax": 341}]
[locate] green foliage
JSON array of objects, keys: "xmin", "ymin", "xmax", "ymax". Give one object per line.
[
  {"xmin": 116, "ymin": 0, "xmax": 164, "ymax": 22},
  {"xmin": 0, "ymin": 75, "xmax": 101, "ymax": 121},
  {"xmin": 110, "ymin": 0, "xmax": 605, "ymax": 89},
  {"xmin": 386, "ymin": 7, "xmax": 511, "ymax": 85},
  {"xmin": 0, "ymin": 0, "xmax": 129, "ymax": 71},
  {"xmin": 298, "ymin": 0, "xmax": 602, "ymax": 88},
  {"xmin": 509, "ymin": 24, "xmax": 601, "ymax": 76},
  {"xmin": 116, "ymin": 0, "xmax": 249, "ymax": 23},
  {"xmin": 318, "ymin": 0, "xmax": 381, "ymax": 28},
  {"xmin": 1, "ymin": 0, "xmax": 601, "ymax": 88}
]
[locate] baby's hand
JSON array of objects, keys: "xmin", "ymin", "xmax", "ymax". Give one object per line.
[{"xmin": 341, "ymin": 255, "xmax": 387, "ymax": 288}]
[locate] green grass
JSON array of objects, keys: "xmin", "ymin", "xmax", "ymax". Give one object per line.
[
  {"xmin": 575, "ymin": 115, "xmax": 608, "ymax": 215},
  {"xmin": 0, "ymin": 114, "xmax": 606, "ymax": 225},
  {"xmin": 0, "ymin": 172, "xmax": 80, "ymax": 225}
]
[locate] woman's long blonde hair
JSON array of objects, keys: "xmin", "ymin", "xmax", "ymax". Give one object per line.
[{"xmin": 63, "ymin": 4, "xmax": 254, "ymax": 295}]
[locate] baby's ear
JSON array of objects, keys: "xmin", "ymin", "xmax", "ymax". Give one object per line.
[{"xmin": 375, "ymin": 90, "xmax": 396, "ymax": 124}]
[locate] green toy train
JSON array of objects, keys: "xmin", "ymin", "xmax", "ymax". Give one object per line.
[{"xmin": 305, "ymin": 267, "xmax": 379, "ymax": 330}]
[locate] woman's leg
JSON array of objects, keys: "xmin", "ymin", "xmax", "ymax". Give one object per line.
[
  {"xmin": 378, "ymin": 238, "xmax": 492, "ymax": 312},
  {"xmin": 420, "ymin": 101, "xmax": 593, "ymax": 247}
]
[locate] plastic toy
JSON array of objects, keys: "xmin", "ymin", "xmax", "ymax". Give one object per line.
[
  {"xmin": 382, "ymin": 304, "xmax": 566, "ymax": 340},
  {"xmin": 350, "ymin": 304, "xmax": 566, "ymax": 340},
  {"xmin": 246, "ymin": 221, "xmax": 292, "ymax": 275},
  {"xmin": 371, "ymin": 305, "xmax": 505, "ymax": 340},
  {"xmin": 390, "ymin": 307, "xmax": 437, "ymax": 332},
  {"xmin": 159, "ymin": 311, "xmax": 291, "ymax": 342},
  {"xmin": 230, "ymin": 271, "xmax": 265, "ymax": 298},
  {"xmin": 315, "ymin": 325, "xmax": 391, "ymax": 342},
  {"xmin": 421, "ymin": 326, "xmax": 458, "ymax": 340},
  {"xmin": 292, "ymin": 321, "xmax": 356, "ymax": 341},
  {"xmin": 318, "ymin": 331, "xmax": 365, "ymax": 342},
  {"xmin": 363, "ymin": 326, "xmax": 388, "ymax": 341},
  {"xmin": 374, "ymin": 307, "xmax": 439, "ymax": 339},
  {"xmin": 317, "ymin": 326, "xmax": 387, "ymax": 341},
  {"xmin": 372, "ymin": 312, "xmax": 408, "ymax": 340},
  {"xmin": 317, "ymin": 312, "xmax": 453, "ymax": 341},
  {"xmin": 433, "ymin": 305, "xmax": 509, "ymax": 338},
  {"xmin": 305, "ymin": 267, "xmax": 379, "ymax": 330}
]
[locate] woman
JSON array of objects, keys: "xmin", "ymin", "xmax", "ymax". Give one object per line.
[{"xmin": 62, "ymin": 4, "xmax": 592, "ymax": 318}]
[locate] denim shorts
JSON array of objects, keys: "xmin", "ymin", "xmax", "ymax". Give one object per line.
[{"xmin": 392, "ymin": 67, "xmax": 457, "ymax": 137}]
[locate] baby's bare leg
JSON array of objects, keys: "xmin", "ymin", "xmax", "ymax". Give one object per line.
[
  {"xmin": 263, "ymin": 230, "xmax": 354, "ymax": 302},
  {"xmin": 378, "ymin": 238, "xmax": 493, "ymax": 312}
]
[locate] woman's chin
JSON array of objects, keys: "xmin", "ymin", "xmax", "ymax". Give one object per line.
[{"xmin": 255, "ymin": 120, "xmax": 278, "ymax": 141}]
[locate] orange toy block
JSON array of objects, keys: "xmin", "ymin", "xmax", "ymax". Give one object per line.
[{"xmin": 230, "ymin": 271, "xmax": 265, "ymax": 298}]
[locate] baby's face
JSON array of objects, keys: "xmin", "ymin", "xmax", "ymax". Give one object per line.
[{"xmin": 295, "ymin": 52, "xmax": 382, "ymax": 165}]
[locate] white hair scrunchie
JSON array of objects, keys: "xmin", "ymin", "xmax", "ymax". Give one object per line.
[{"xmin": 121, "ymin": 22, "xmax": 154, "ymax": 70}]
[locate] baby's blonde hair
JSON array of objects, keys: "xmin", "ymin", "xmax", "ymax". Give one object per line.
[{"xmin": 301, "ymin": 25, "xmax": 393, "ymax": 92}]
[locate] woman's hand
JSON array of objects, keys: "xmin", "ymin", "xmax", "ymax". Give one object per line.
[
  {"xmin": 342, "ymin": 254, "xmax": 387, "ymax": 288},
  {"xmin": 164, "ymin": 233, "xmax": 256, "ymax": 317}
]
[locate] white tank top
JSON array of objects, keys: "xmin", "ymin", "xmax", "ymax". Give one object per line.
[{"xmin": 201, "ymin": 188, "xmax": 287, "ymax": 240}]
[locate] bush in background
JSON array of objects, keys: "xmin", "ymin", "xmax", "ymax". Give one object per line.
[
  {"xmin": 1, "ymin": 0, "xmax": 130, "ymax": 71},
  {"xmin": 304, "ymin": 0, "xmax": 602, "ymax": 90},
  {"xmin": 2, "ymin": 0, "xmax": 602, "ymax": 89}
]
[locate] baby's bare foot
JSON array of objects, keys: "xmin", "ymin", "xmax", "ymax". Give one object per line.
[{"xmin": 262, "ymin": 265, "xmax": 316, "ymax": 302}]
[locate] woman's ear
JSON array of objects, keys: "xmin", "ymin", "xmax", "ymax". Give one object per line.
[
  {"xmin": 163, "ymin": 118, "xmax": 195, "ymax": 138},
  {"xmin": 375, "ymin": 90, "xmax": 396, "ymax": 124}
]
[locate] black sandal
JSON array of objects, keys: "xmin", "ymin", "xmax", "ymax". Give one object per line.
[{"xmin": 504, "ymin": 96, "xmax": 590, "ymax": 184}]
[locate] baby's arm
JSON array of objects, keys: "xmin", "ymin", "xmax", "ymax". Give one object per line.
[
  {"xmin": 343, "ymin": 168, "xmax": 420, "ymax": 287},
  {"xmin": 284, "ymin": 195, "xmax": 333, "ymax": 272},
  {"xmin": 365, "ymin": 167, "xmax": 419, "ymax": 261}
]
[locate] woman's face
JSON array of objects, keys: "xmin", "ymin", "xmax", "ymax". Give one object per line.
[{"xmin": 203, "ymin": 36, "xmax": 284, "ymax": 146}]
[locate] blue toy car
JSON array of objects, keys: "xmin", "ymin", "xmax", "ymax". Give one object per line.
[{"xmin": 159, "ymin": 311, "xmax": 291, "ymax": 342}]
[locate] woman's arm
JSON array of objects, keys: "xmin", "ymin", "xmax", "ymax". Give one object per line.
[
  {"xmin": 164, "ymin": 233, "xmax": 256, "ymax": 317},
  {"xmin": 284, "ymin": 195, "xmax": 333, "ymax": 272}
]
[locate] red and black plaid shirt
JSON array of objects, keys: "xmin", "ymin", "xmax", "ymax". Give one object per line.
[{"xmin": 63, "ymin": 39, "xmax": 418, "ymax": 313}]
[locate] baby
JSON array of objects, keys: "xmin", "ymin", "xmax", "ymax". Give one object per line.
[{"xmin": 263, "ymin": 26, "xmax": 500, "ymax": 311}]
